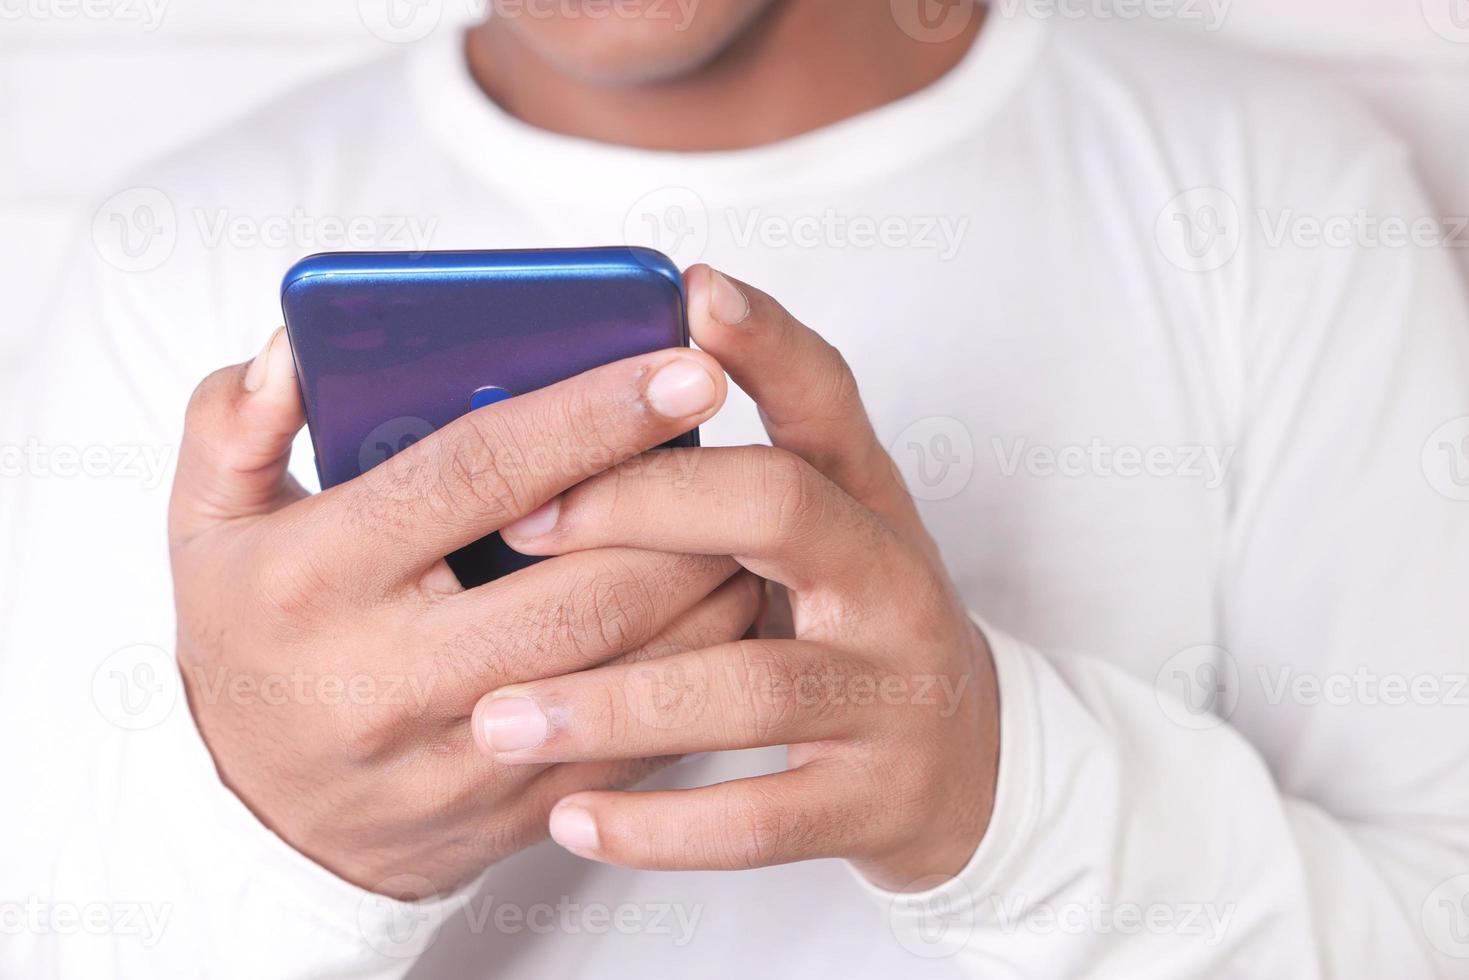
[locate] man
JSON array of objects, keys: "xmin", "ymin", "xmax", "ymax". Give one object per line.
[{"xmin": 3, "ymin": 0, "xmax": 1467, "ymax": 977}]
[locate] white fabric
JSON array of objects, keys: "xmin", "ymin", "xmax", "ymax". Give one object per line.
[{"xmin": 3, "ymin": 11, "xmax": 1468, "ymax": 979}]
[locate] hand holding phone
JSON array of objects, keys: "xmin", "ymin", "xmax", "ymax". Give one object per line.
[
  {"xmin": 166, "ymin": 261, "xmax": 755, "ymax": 896},
  {"xmin": 281, "ymin": 247, "xmax": 699, "ymax": 586}
]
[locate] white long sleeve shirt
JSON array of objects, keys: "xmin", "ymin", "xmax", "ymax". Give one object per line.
[{"xmin": 3, "ymin": 11, "xmax": 1468, "ymax": 979}]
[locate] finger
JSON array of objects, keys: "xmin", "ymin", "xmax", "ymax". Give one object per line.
[
  {"xmin": 685, "ymin": 265, "xmax": 923, "ymax": 539},
  {"xmin": 170, "ymin": 327, "xmax": 307, "ymax": 545},
  {"xmin": 607, "ymin": 571, "xmax": 763, "ymax": 667},
  {"xmin": 428, "ymin": 550, "xmax": 742, "ymax": 701},
  {"xmin": 501, "ymin": 445, "xmax": 904, "ymax": 592},
  {"xmin": 305, "ymin": 348, "xmax": 727, "ymax": 581},
  {"xmin": 471, "ymin": 639, "xmax": 867, "ymax": 763},
  {"xmin": 546, "ymin": 762, "xmax": 872, "ymax": 871}
]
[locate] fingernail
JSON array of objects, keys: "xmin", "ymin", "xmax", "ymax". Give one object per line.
[
  {"xmin": 244, "ymin": 327, "xmax": 291, "ymax": 393},
  {"xmin": 549, "ymin": 805, "xmax": 599, "ymax": 852},
  {"xmin": 645, "ymin": 357, "xmax": 717, "ymax": 419},
  {"xmin": 503, "ymin": 498, "xmax": 560, "ymax": 541},
  {"xmin": 480, "ymin": 697, "xmax": 548, "ymax": 752},
  {"xmin": 708, "ymin": 270, "xmax": 750, "ymax": 326}
]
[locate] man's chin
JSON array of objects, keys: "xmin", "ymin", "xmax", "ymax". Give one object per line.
[{"xmin": 491, "ymin": 0, "xmax": 779, "ymax": 89}]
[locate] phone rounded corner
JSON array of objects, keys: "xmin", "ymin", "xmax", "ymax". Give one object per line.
[
  {"xmin": 625, "ymin": 247, "xmax": 685, "ymax": 295},
  {"xmin": 280, "ymin": 252, "xmax": 334, "ymax": 303}
]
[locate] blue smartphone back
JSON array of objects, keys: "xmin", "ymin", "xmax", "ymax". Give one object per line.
[{"xmin": 280, "ymin": 247, "xmax": 694, "ymax": 587}]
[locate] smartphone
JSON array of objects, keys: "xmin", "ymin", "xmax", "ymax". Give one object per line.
[{"xmin": 280, "ymin": 247, "xmax": 697, "ymax": 588}]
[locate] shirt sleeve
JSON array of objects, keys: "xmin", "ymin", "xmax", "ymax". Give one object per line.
[
  {"xmin": 874, "ymin": 145, "xmax": 1469, "ymax": 977},
  {"xmin": 0, "ymin": 238, "xmax": 474, "ymax": 980}
]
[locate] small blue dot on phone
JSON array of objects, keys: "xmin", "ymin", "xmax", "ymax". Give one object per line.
[{"xmin": 470, "ymin": 386, "xmax": 514, "ymax": 410}]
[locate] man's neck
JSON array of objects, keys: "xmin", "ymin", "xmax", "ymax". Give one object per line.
[{"xmin": 465, "ymin": 2, "xmax": 984, "ymax": 152}]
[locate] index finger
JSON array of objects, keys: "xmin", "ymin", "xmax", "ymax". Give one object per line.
[
  {"xmin": 303, "ymin": 347, "xmax": 727, "ymax": 580},
  {"xmin": 684, "ymin": 266, "xmax": 925, "ymax": 544}
]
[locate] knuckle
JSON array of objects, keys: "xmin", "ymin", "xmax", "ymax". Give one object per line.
[
  {"xmin": 428, "ymin": 416, "xmax": 527, "ymax": 529},
  {"xmin": 588, "ymin": 568, "xmax": 659, "ymax": 654},
  {"xmin": 726, "ymin": 787, "xmax": 794, "ymax": 869},
  {"xmin": 754, "ymin": 448, "xmax": 824, "ymax": 545},
  {"xmin": 818, "ymin": 340, "xmax": 862, "ymax": 408},
  {"xmin": 182, "ymin": 368, "xmax": 236, "ymax": 428},
  {"xmin": 554, "ymin": 385, "xmax": 628, "ymax": 471},
  {"xmin": 737, "ymin": 642, "xmax": 801, "ymax": 742},
  {"xmin": 246, "ymin": 534, "xmax": 338, "ymax": 625},
  {"xmin": 328, "ymin": 699, "xmax": 399, "ymax": 766}
]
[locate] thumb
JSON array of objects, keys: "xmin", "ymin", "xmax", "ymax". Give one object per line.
[{"xmin": 169, "ymin": 326, "xmax": 307, "ymax": 545}]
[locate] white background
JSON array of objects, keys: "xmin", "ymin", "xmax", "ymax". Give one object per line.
[{"xmin": 3, "ymin": 0, "xmax": 1468, "ymax": 378}]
